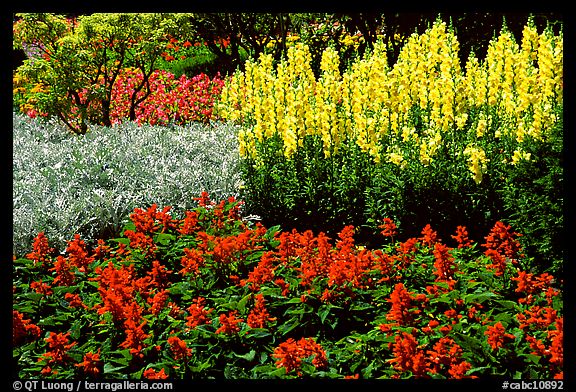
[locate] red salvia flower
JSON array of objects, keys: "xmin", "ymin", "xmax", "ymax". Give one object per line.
[
  {"xmin": 272, "ymin": 337, "xmax": 327, "ymax": 375},
  {"xmin": 124, "ymin": 230, "xmax": 157, "ymax": 257},
  {"xmin": 186, "ymin": 297, "xmax": 212, "ymax": 329},
  {"xmin": 167, "ymin": 335, "xmax": 192, "ymax": 360},
  {"xmin": 484, "ymin": 321, "xmax": 516, "ymax": 350},
  {"xmin": 433, "ymin": 243, "xmax": 457, "ymax": 281},
  {"xmin": 143, "ymin": 368, "xmax": 169, "ymax": 379},
  {"xmin": 387, "ymin": 283, "xmax": 419, "ymax": 325},
  {"xmin": 388, "ymin": 332, "xmax": 428, "ymax": 377},
  {"xmin": 516, "ymin": 305, "xmax": 557, "ymax": 331},
  {"xmin": 396, "ymin": 237, "xmax": 419, "ymax": 268},
  {"xmin": 30, "ymin": 280, "xmax": 53, "ymax": 296},
  {"xmin": 50, "ymin": 255, "xmax": 75, "ymax": 286},
  {"xmin": 121, "ymin": 319, "xmax": 149, "ymax": 358},
  {"xmin": 242, "ymin": 251, "xmax": 276, "ymax": 291},
  {"xmin": 419, "ymin": 224, "xmax": 439, "ymax": 247},
  {"xmin": 64, "ymin": 292, "xmax": 87, "ymax": 309},
  {"xmin": 147, "ymin": 260, "xmax": 172, "ymax": 290},
  {"xmin": 451, "ymin": 226, "xmax": 472, "ymax": 248},
  {"xmin": 272, "ymin": 338, "xmax": 302, "ymax": 374},
  {"xmin": 75, "ymin": 350, "xmax": 102, "ymax": 377},
  {"xmin": 247, "ymin": 294, "xmax": 276, "ymax": 328},
  {"xmin": 215, "ymin": 310, "xmax": 243, "ymax": 335},
  {"xmin": 93, "ymin": 239, "xmax": 111, "ymax": 260},
  {"xmin": 42, "ymin": 332, "xmax": 76, "ymax": 365},
  {"xmin": 512, "ymin": 271, "xmax": 555, "ymax": 296},
  {"xmin": 65, "ymin": 234, "xmax": 94, "ymax": 272},
  {"xmin": 484, "ymin": 249, "xmax": 508, "ymax": 276},
  {"xmin": 549, "ymin": 317, "xmax": 563, "ymax": 369},
  {"xmin": 179, "ymin": 210, "xmax": 199, "ymax": 235},
  {"xmin": 26, "ymin": 232, "xmax": 54, "ymax": 266},
  {"xmin": 148, "ymin": 289, "xmax": 169, "ymax": 316},
  {"xmin": 379, "ymin": 217, "xmax": 398, "ymax": 238},
  {"xmin": 180, "ymin": 247, "xmax": 205, "ymax": 275},
  {"xmin": 274, "ymin": 278, "xmax": 290, "ymax": 296},
  {"xmin": 13, "ymin": 310, "xmax": 41, "ymax": 345},
  {"xmin": 482, "ymin": 221, "xmax": 523, "ymax": 261}
]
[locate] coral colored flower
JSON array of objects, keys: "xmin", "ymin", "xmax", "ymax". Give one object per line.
[
  {"xmin": 247, "ymin": 294, "xmax": 276, "ymax": 328},
  {"xmin": 272, "ymin": 337, "xmax": 327, "ymax": 375},
  {"xmin": 75, "ymin": 350, "xmax": 102, "ymax": 376},
  {"xmin": 388, "ymin": 332, "xmax": 428, "ymax": 377},
  {"xmin": 485, "ymin": 322, "xmax": 516, "ymax": 350},
  {"xmin": 215, "ymin": 311, "xmax": 243, "ymax": 334},
  {"xmin": 451, "ymin": 226, "xmax": 472, "ymax": 248},
  {"xmin": 186, "ymin": 297, "xmax": 212, "ymax": 329},
  {"xmin": 482, "ymin": 221, "xmax": 523, "ymax": 260},
  {"xmin": 419, "ymin": 224, "xmax": 439, "ymax": 247},
  {"xmin": 143, "ymin": 368, "xmax": 169, "ymax": 379},
  {"xmin": 42, "ymin": 332, "xmax": 76, "ymax": 365},
  {"xmin": 65, "ymin": 234, "xmax": 94, "ymax": 272},
  {"xmin": 433, "ymin": 243, "xmax": 457, "ymax": 281},
  {"xmin": 167, "ymin": 336, "xmax": 193, "ymax": 360},
  {"xmin": 26, "ymin": 232, "xmax": 54, "ymax": 266},
  {"xmin": 13, "ymin": 310, "xmax": 41, "ymax": 345},
  {"xmin": 379, "ymin": 217, "xmax": 398, "ymax": 238},
  {"xmin": 30, "ymin": 280, "xmax": 53, "ymax": 296}
]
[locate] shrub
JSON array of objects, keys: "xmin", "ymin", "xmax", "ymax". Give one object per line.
[{"xmin": 12, "ymin": 113, "xmax": 243, "ymax": 257}]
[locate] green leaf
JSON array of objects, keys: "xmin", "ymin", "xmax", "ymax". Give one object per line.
[
  {"xmin": 154, "ymin": 232, "xmax": 175, "ymax": 246},
  {"xmin": 464, "ymin": 291, "xmax": 498, "ymax": 304},
  {"xmin": 103, "ymin": 363, "xmax": 126, "ymax": 374},
  {"xmin": 237, "ymin": 293, "xmax": 251, "ymax": 313},
  {"xmin": 318, "ymin": 304, "xmax": 331, "ymax": 324},
  {"xmin": 234, "ymin": 349, "xmax": 256, "ymax": 361}
]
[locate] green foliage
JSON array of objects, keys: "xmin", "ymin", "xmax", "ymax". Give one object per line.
[{"xmin": 13, "ymin": 13, "xmax": 194, "ymax": 134}]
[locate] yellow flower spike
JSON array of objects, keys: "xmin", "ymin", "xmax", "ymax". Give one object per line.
[{"xmin": 511, "ymin": 148, "xmax": 531, "ymax": 165}]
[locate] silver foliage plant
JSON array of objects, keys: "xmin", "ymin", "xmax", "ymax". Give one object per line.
[{"xmin": 13, "ymin": 112, "xmax": 244, "ymax": 257}]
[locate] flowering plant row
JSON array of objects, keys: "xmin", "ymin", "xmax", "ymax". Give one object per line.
[
  {"xmin": 14, "ymin": 68, "xmax": 225, "ymax": 127},
  {"xmin": 214, "ymin": 18, "xmax": 563, "ymax": 274},
  {"xmin": 13, "ymin": 193, "xmax": 562, "ymax": 379}
]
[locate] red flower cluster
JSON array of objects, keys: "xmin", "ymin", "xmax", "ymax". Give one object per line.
[
  {"xmin": 215, "ymin": 311, "xmax": 243, "ymax": 335},
  {"xmin": 167, "ymin": 335, "xmax": 193, "ymax": 360},
  {"xmin": 484, "ymin": 322, "xmax": 516, "ymax": 350},
  {"xmin": 388, "ymin": 332, "xmax": 473, "ymax": 378},
  {"xmin": 272, "ymin": 337, "xmax": 328, "ymax": 375},
  {"xmin": 247, "ymin": 294, "xmax": 276, "ymax": 328},
  {"xmin": 185, "ymin": 297, "xmax": 213, "ymax": 329},
  {"xmin": 26, "ymin": 232, "xmax": 54, "ymax": 267},
  {"xmin": 13, "ymin": 310, "xmax": 41, "ymax": 345},
  {"xmin": 75, "ymin": 350, "xmax": 102, "ymax": 377}
]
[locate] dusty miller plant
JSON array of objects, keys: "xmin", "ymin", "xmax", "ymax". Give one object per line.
[{"xmin": 13, "ymin": 112, "xmax": 243, "ymax": 256}]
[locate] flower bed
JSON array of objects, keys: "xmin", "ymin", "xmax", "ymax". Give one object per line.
[{"xmin": 13, "ymin": 194, "xmax": 563, "ymax": 379}]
